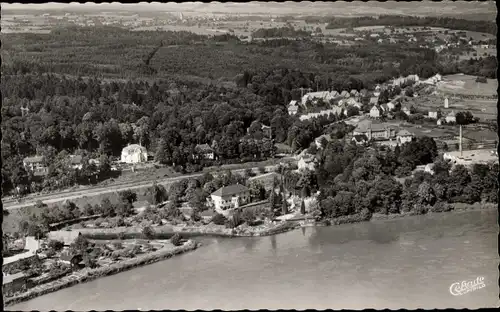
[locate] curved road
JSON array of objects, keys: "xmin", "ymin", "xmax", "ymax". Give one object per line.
[{"xmin": 3, "ymin": 162, "xmax": 295, "ymax": 211}]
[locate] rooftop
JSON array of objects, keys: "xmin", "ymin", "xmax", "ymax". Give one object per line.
[
  {"xmin": 397, "ymin": 129, "xmax": 413, "ymax": 136},
  {"xmin": 211, "ymin": 184, "xmax": 249, "ymax": 197},
  {"xmin": 23, "ymin": 156, "xmax": 44, "ymax": 163}
]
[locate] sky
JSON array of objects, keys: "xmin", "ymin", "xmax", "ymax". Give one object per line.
[{"xmin": 1, "ymin": 1, "xmax": 496, "ymax": 16}]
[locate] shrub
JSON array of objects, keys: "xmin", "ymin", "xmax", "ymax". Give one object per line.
[
  {"xmin": 211, "ymin": 213, "xmax": 227, "ymax": 225},
  {"xmin": 117, "ymin": 232, "xmax": 126, "ymax": 240},
  {"xmin": 241, "ymin": 209, "xmax": 256, "ymax": 224},
  {"xmin": 48, "ymin": 239, "xmax": 64, "ymax": 251},
  {"xmin": 112, "ymin": 242, "xmax": 123, "ymax": 250},
  {"xmin": 258, "ymin": 166, "xmax": 266, "ymax": 174},
  {"xmin": 142, "ymin": 226, "xmax": 155, "ymax": 239},
  {"xmin": 170, "ymin": 233, "xmax": 182, "ymax": 246}
]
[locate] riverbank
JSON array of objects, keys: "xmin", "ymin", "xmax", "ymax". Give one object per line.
[
  {"xmin": 70, "ymin": 220, "xmax": 299, "ymax": 240},
  {"xmin": 3, "ymin": 240, "xmax": 198, "ymax": 307}
]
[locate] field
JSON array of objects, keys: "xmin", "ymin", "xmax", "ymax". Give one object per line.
[{"xmin": 437, "ymin": 74, "xmax": 498, "ymax": 97}]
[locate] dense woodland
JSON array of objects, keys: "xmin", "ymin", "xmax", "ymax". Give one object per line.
[{"xmin": 1, "ymin": 23, "xmax": 497, "ymax": 196}]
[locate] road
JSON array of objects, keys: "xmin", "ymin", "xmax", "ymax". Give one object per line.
[{"xmin": 2, "ymin": 162, "xmax": 295, "ymax": 211}]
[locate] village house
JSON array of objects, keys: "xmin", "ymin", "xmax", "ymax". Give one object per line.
[
  {"xmin": 47, "ymin": 230, "xmax": 83, "ymax": 247},
  {"xmin": 301, "ymin": 91, "xmax": 336, "ymax": 106},
  {"xmin": 350, "ymin": 89, "xmax": 359, "ymax": 97},
  {"xmin": 288, "ymin": 100, "xmax": 299, "ymax": 115},
  {"xmin": 373, "ymin": 85, "xmax": 381, "ymax": 97},
  {"xmin": 369, "ymin": 105, "xmax": 383, "ymax": 118},
  {"xmin": 340, "ymin": 90, "xmax": 350, "ymax": 98},
  {"xmin": 377, "ymin": 38, "xmax": 383, "ymax": 44},
  {"xmin": 402, "ymin": 106, "xmax": 412, "ymax": 116},
  {"xmin": 396, "ymin": 129, "xmax": 414, "ymax": 144},
  {"xmin": 194, "ymin": 143, "xmax": 215, "ymax": 160},
  {"xmin": 445, "ymin": 111, "xmax": 456, "ymax": 123},
  {"xmin": 428, "ymin": 111, "xmax": 438, "ymax": 119},
  {"xmin": 23, "ymin": 156, "xmax": 48, "ymax": 176},
  {"xmin": 24, "ymin": 236, "xmax": 40, "ymax": 253},
  {"xmin": 352, "ymin": 134, "xmax": 369, "ymax": 145},
  {"xmin": 121, "ymin": 144, "xmax": 148, "ymax": 163},
  {"xmin": 380, "ymin": 103, "xmax": 390, "ymax": 113},
  {"xmin": 353, "ymin": 120, "xmax": 396, "ymax": 141},
  {"xmin": 297, "ymin": 155, "xmax": 316, "ymax": 172},
  {"xmin": 209, "ymin": 184, "xmax": 250, "ymax": 215},
  {"xmin": 200, "ymin": 209, "xmax": 217, "ymax": 222},
  {"xmin": 69, "ymin": 155, "xmax": 83, "ymax": 170},
  {"xmin": 60, "ymin": 251, "xmax": 84, "ymax": 268},
  {"xmin": 330, "ymin": 90, "xmax": 340, "ymax": 98},
  {"xmin": 369, "ymin": 96, "xmax": 379, "ymax": 106},
  {"xmin": 386, "ymin": 102, "xmax": 396, "ymax": 111}
]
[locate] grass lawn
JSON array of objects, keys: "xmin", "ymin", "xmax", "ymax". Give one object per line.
[{"xmin": 438, "ymin": 74, "xmax": 498, "ymax": 97}]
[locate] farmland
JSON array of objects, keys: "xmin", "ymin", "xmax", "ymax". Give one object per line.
[{"xmin": 437, "ymin": 74, "xmax": 498, "ymax": 97}]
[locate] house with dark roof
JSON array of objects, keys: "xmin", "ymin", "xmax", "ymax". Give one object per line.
[
  {"xmin": 369, "ymin": 105, "xmax": 383, "ymax": 118},
  {"xmin": 353, "ymin": 120, "xmax": 396, "ymax": 141},
  {"xmin": 209, "ymin": 184, "xmax": 250, "ymax": 215},
  {"xmin": 396, "ymin": 129, "xmax": 414, "ymax": 144},
  {"xmin": 60, "ymin": 251, "xmax": 84, "ymax": 268},
  {"xmin": 195, "ymin": 143, "xmax": 215, "ymax": 160},
  {"xmin": 352, "ymin": 134, "xmax": 369, "ymax": 145}
]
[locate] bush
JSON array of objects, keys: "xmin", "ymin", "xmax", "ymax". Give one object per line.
[
  {"xmin": 142, "ymin": 226, "xmax": 155, "ymax": 239},
  {"xmin": 48, "ymin": 240, "xmax": 64, "ymax": 251},
  {"xmin": 170, "ymin": 233, "xmax": 182, "ymax": 246},
  {"xmin": 241, "ymin": 209, "xmax": 256, "ymax": 224},
  {"xmin": 112, "ymin": 242, "xmax": 123, "ymax": 250},
  {"xmin": 258, "ymin": 166, "xmax": 266, "ymax": 174},
  {"xmin": 211, "ymin": 213, "xmax": 227, "ymax": 225}
]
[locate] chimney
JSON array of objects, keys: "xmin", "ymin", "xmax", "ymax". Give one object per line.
[{"xmin": 459, "ymin": 125, "xmax": 463, "ymax": 156}]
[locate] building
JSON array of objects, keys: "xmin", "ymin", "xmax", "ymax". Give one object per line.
[
  {"xmin": 23, "ymin": 156, "xmax": 48, "ymax": 176},
  {"xmin": 340, "ymin": 90, "xmax": 350, "ymax": 98},
  {"xmin": 402, "ymin": 106, "xmax": 412, "ymax": 116},
  {"xmin": 386, "ymin": 102, "xmax": 396, "ymax": 111},
  {"xmin": 353, "ymin": 120, "xmax": 396, "ymax": 141},
  {"xmin": 288, "ymin": 100, "xmax": 299, "ymax": 115},
  {"xmin": 380, "ymin": 103, "xmax": 390, "ymax": 113},
  {"xmin": 370, "ymin": 105, "xmax": 382, "ymax": 118},
  {"xmin": 2, "ymin": 272, "xmax": 27, "ymax": 296},
  {"xmin": 260, "ymin": 124, "xmax": 272, "ymax": 138},
  {"xmin": 194, "ymin": 144, "xmax": 215, "ymax": 160},
  {"xmin": 352, "ymin": 134, "xmax": 369, "ymax": 145},
  {"xmin": 350, "ymin": 89, "xmax": 359, "ymax": 97},
  {"xmin": 444, "ymin": 97, "xmax": 449, "ymax": 108},
  {"xmin": 445, "ymin": 111, "xmax": 456, "ymax": 123},
  {"xmin": 428, "ymin": 111, "xmax": 438, "ymax": 119},
  {"xmin": 69, "ymin": 155, "xmax": 83, "ymax": 170},
  {"xmin": 210, "ymin": 184, "xmax": 250, "ymax": 215},
  {"xmin": 330, "ymin": 90, "xmax": 340, "ymax": 98},
  {"xmin": 301, "ymin": 91, "xmax": 336, "ymax": 106},
  {"xmin": 121, "ymin": 144, "xmax": 148, "ymax": 163},
  {"xmin": 369, "ymin": 96, "xmax": 379, "ymax": 105},
  {"xmin": 24, "ymin": 236, "xmax": 40, "ymax": 253},
  {"xmin": 297, "ymin": 156, "xmax": 316, "ymax": 172},
  {"xmin": 47, "ymin": 231, "xmax": 82, "ymax": 246},
  {"xmin": 396, "ymin": 129, "xmax": 414, "ymax": 144},
  {"xmin": 60, "ymin": 251, "xmax": 84, "ymax": 268}
]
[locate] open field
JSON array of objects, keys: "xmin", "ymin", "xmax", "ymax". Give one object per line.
[{"xmin": 437, "ymin": 74, "xmax": 498, "ymax": 97}]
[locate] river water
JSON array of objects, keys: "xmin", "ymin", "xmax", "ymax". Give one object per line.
[{"xmin": 9, "ymin": 209, "xmax": 498, "ymax": 310}]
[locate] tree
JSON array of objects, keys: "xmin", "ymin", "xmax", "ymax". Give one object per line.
[
  {"xmin": 70, "ymin": 235, "xmax": 89, "ymax": 254},
  {"xmin": 170, "ymin": 233, "xmax": 182, "ymax": 246},
  {"xmin": 119, "ymin": 189, "xmax": 137, "ymax": 204},
  {"xmin": 211, "ymin": 213, "xmax": 227, "ymax": 225},
  {"xmin": 281, "ymin": 197, "xmax": 288, "ymax": 215},
  {"xmin": 300, "ymin": 200, "xmax": 306, "ymax": 214},
  {"xmin": 142, "ymin": 226, "xmax": 155, "ymax": 239}
]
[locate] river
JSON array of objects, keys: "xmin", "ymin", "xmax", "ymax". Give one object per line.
[{"xmin": 8, "ymin": 209, "xmax": 498, "ymax": 310}]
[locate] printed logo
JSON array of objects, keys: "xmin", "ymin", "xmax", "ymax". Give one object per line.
[{"xmin": 449, "ymin": 276, "xmax": 486, "ymax": 296}]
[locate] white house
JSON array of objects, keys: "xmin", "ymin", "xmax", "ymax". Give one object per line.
[
  {"xmin": 428, "ymin": 111, "xmax": 438, "ymax": 119},
  {"xmin": 387, "ymin": 102, "xmax": 396, "ymax": 111},
  {"xmin": 69, "ymin": 155, "xmax": 83, "ymax": 170},
  {"xmin": 209, "ymin": 184, "xmax": 250, "ymax": 215},
  {"xmin": 195, "ymin": 144, "xmax": 215, "ymax": 160},
  {"xmin": 402, "ymin": 106, "xmax": 411, "ymax": 116},
  {"xmin": 445, "ymin": 111, "xmax": 456, "ymax": 123},
  {"xmin": 121, "ymin": 144, "xmax": 148, "ymax": 163},
  {"xmin": 288, "ymin": 100, "xmax": 299, "ymax": 115},
  {"xmin": 315, "ymin": 134, "xmax": 332, "ymax": 149},
  {"xmin": 370, "ymin": 105, "xmax": 382, "ymax": 118},
  {"xmin": 396, "ymin": 129, "xmax": 414, "ymax": 144},
  {"xmin": 297, "ymin": 156, "xmax": 316, "ymax": 172},
  {"xmin": 23, "ymin": 156, "xmax": 48, "ymax": 176}
]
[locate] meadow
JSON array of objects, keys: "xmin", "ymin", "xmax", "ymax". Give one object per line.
[{"xmin": 438, "ymin": 74, "xmax": 498, "ymax": 97}]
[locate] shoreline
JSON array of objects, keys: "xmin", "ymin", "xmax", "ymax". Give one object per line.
[{"xmin": 4, "ymin": 240, "xmax": 199, "ymax": 307}]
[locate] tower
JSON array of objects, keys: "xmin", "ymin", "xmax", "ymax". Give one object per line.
[
  {"xmin": 444, "ymin": 97, "xmax": 449, "ymax": 109},
  {"xmin": 459, "ymin": 125, "xmax": 463, "ymax": 156}
]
